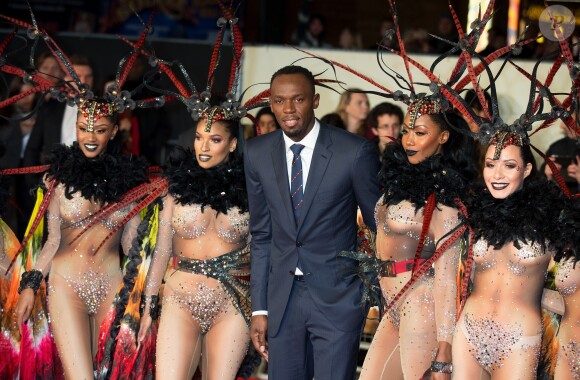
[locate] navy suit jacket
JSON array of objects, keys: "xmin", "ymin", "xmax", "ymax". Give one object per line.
[
  {"xmin": 244, "ymin": 123, "xmax": 380, "ymax": 336},
  {"xmin": 23, "ymin": 99, "xmax": 66, "ymax": 166}
]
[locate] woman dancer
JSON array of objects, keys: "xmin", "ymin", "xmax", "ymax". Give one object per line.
[
  {"xmin": 359, "ymin": 104, "xmax": 476, "ymax": 380},
  {"xmin": 552, "ymin": 163, "xmax": 579, "ymax": 379},
  {"xmin": 554, "ymin": 253, "xmax": 580, "ymax": 379},
  {"xmin": 138, "ymin": 108, "xmax": 251, "ymax": 379},
  {"xmin": 14, "ymin": 98, "xmax": 148, "ymax": 378},
  {"xmin": 451, "ymin": 131, "xmax": 578, "ymax": 379}
]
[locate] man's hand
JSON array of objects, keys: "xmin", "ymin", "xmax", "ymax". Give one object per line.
[{"xmin": 250, "ymin": 315, "xmax": 269, "ymax": 361}]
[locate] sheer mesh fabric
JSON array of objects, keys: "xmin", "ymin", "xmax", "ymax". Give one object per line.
[
  {"xmin": 452, "ymin": 239, "xmax": 551, "ymax": 378},
  {"xmin": 554, "ymin": 258, "xmax": 580, "ymax": 380},
  {"xmin": 360, "ymin": 198, "xmax": 461, "ymax": 379},
  {"xmin": 33, "ymin": 182, "xmax": 139, "ymax": 379},
  {"xmin": 144, "ymin": 194, "xmax": 250, "ymax": 379}
]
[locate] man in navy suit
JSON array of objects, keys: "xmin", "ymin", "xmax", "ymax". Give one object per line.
[{"xmin": 244, "ymin": 65, "xmax": 380, "ymax": 379}]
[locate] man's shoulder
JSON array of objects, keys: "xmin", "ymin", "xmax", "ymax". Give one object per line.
[
  {"xmin": 246, "ymin": 129, "xmax": 281, "ymax": 151},
  {"xmin": 39, "ymin": 98, "xmax": 66, "ymax": 113},
  {"xmin": 36, "ymin": 100, "xmax": 66, "ymax": 123}
]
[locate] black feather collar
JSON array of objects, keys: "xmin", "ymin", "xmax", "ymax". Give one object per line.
[
  {"xmin": 469, "ymin": 179, "xmax": 577, "ymax": 259},
  {"xmin": 45, "ymin": 143, "xmax": 149, "ymax": 203},
  {"xmin": 378, "ymin": 143, "xmax": 467, "ymax": 209},
  {"xmin": 164, "ymin": 147, "xmax": 248, "ymax": 214}
]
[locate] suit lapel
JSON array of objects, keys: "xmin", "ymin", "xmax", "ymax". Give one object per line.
[
  {"xmin": 271, "ymin": 134, "xmax": 297, "ymax": 231},
  {"xmin": 298, "ymin": 124, "xmax": 332, "ymax": 230}
]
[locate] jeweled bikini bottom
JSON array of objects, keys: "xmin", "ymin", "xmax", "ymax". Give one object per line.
[{"xmin": 459, "ymin": 312, "xmax": 541, "ymax": 373}]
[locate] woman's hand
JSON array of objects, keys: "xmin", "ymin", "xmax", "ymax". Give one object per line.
[
  {"xmin": 431, "ymin": 342, "xmax": 452, "ymax": 380},
  {"xmin": 137, "ymin": 312, "xmax": 152, "ymax": 348},
  {"xmin": 14, "ymin": 288, "xmax": 35, "ymax": 333},
  {"xmin": 431, "ymin": 369, "xmax": 451, "ymax": 380}
]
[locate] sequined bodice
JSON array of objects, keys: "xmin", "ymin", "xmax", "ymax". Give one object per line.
[
  {"xmin": 172, "ymin": 204, "xmax": 249, "ymax": 244},
  {"xmin": 463, "ymin": 237, "xmax": 551, "ymax": 339},
  {"xmin": 55, "ymin": 188, "xmax": 130, "ymax": 230},
  {"xmin": 374, "ymin": 198, "xmax": 435, "ymax": 261},
  {"xmin": 556, "ymin": 258, "xmax": 579, "ymax": 298},
  {"xmin": 473, "ymin": 238, "xmax": 550, "ymax": 276}
]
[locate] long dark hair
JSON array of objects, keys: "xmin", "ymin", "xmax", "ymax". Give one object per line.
[
  {"xmin": 519, "ymin": 144, "xmax": 538, "ymax": 184},
  {"xmin": 427, "ymin": 111, "xmax": 478, "ymax": 183}
]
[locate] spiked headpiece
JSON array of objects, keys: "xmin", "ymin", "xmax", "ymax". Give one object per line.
[
  {"xmin": 139, "ymin": 2, "xmax": 257, "ymax": 133},
  {"xmin": 0, "ymin": 7, "xmax": 165, "ymax": 131}
]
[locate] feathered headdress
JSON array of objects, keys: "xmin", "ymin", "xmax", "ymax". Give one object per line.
[
  {"xmin": 0, "ymin": 7, "xmax": 166, "ymax": 132},
  {"xmin": 291, "ymin": 0, "xmax": 578, "ymax": 317},
  {"xmin": 295, "ymin": 0, "xmax": 535, "ymax": 132},
  {"xmin": 122, "ymin": 1, "xmax": 254, "ymax": 133},
  {"xmin": 0, "ymin": 6, "xmax": 171, "ymax": 269},
  {"xmin": 461, "ymin": 2, "xmax": 580, "ymax": 198}
]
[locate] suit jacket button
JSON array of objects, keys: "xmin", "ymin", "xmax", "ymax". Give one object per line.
[{"xmin": 296, "ymin": 241, "xmax": 303, "ymax": 247}]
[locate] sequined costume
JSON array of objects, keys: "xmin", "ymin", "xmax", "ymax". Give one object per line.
[
  {"xmin": 453, "ymin": 180, "xmax": 574, "ymax": 379},
  {"xmin": 43, "ymin": 189, "xmax": 137, "ymax": 377},
  {"xmin": 454, "ymin": 237, "xmax": 547, "ymax": 375},
  {"xmin": 0, "ymin": 8, "xmax": 165, "ymax": 379},
  {"xmin": 554, "ymin": 258, "xmax": 580, "ymax": 380},
  {"xmin": 11, "ymin": 143, "xmax": 148, "ymax": 379},
  {"xmin": 0, "ymin": 219, "xmax": 15, "ymax": 281},
  {"xmin": 0, "ymin": 174, "xmax": 18, "ymax": 282},
  {"xmin": 142, "ymin": 149, "xmax": 251, "ymax": 380},
  {"xmin": 360, "ymin": 143, "xmax": 469, "ymax": 380},
  {"xmin": 0, "ymin": 219, "xmax": 24, "ymax": 377}
]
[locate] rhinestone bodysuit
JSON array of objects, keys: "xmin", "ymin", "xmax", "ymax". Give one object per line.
[
  {"xmin": 145, "ymin": 196, "xmax": 251, "ymax": 333},
  {"xmin": 38, "ymin": 185, "xmax": 136, "ymax": 316},
  {"xmin": 555, "ymin": 258, "xmax": 580, "ymax": 380}
]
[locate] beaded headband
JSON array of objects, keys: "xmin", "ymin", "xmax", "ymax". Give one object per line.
[
  {"xmin": 78, "ymin": 99, "xmax": 117, "ymax": 132},
  {"xmin": 488, "ymin": 131, "xmax": 526, "ymax": 160},
  {"xmin": 200, "ymin": 106, "xmax": 234, "ymax": 132},
  {"xmin": 407, "ymin": 98, "xmax": 442, "ymax": 128}
]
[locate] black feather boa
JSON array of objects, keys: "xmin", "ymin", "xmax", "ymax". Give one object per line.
[
  {"xmin": 378, "ymin": 143, "xmax": 468, "ymax": 210},
  {"xmin": 164, "ymin": 147, "xmax": 248, "ymax": 214},
  {"xmin": 468, "ymin": 179, "xmax": 579, "ymax": 261},
  {"xmin": 45, "ymin": 143, "xmax": 149, "ymax": 203}
]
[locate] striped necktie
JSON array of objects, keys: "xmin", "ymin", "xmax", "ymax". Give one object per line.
[{"xmin": 290, "ymin": 143, "xmax": 305, "ymax": 224}]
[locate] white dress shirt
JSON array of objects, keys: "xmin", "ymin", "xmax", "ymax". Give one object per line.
[
  {"xmin": 252, "ymin": 121, "xmax": 321, "ymax": 317},
  {"xmin": 282, "ymin": 119, "xmax": 320, "ymax": 193},
  {"xmin": 60, "ymin": 104, "xmax": 78, "ymax": 146}
]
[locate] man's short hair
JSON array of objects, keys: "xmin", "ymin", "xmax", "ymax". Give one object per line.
[
  {"xmin": 369, "ymin": 102, "xmax": 404, "ymax": 129},
  {"xmin": 69, "ymin": 54, "xmax": 93, "ymax": 69},
  {"xmin": 270, "ymin": 65, "xmax": 316, "ymax": 93}
]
